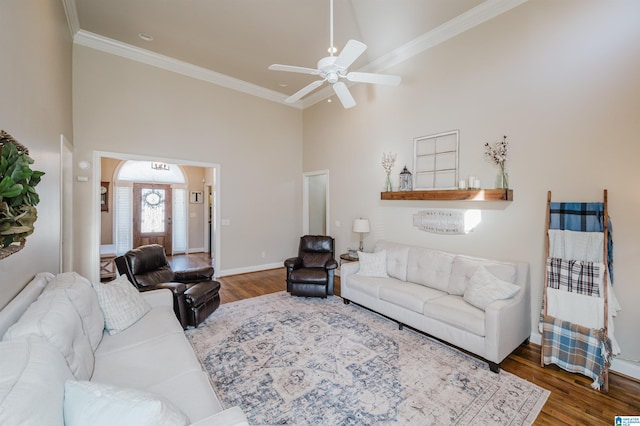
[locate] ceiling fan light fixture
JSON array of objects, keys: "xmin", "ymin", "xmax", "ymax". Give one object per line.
[{"xmin": 267, "ymin": 0, "xmax": 401, "ymax": 109}]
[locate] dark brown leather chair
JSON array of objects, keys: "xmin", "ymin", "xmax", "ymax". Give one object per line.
[
  {"xmin": 284, "ymin": 235, "xmax": 338, "ymax": 298},
  {"xmin": 115, "ymin": 244, "xmax": 220, "ymax": 328}
]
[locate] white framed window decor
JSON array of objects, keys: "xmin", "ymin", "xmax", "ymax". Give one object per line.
[{"xmin": 413, "ymin": 130, "xmax": 459, "ymax": 189}]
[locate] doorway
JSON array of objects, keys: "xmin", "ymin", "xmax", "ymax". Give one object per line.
[
  {"xmin": 303, "ymin": 170, "xmax": 329, "ymax": 236},
  {"xmin": 133, "ymin": 183, "xmax": 173, "ymax": 254},
  {"xmin": 91, "ymin": 151, "xmax": 221, "ymax": 283},
  {"xmin": 60, "ymin": 135, "xmax": 73, "ymax": 272}
]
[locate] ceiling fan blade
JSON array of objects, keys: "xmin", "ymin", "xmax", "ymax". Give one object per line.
[
  {"xmin": 334, "ymin": 40, "xmax": 367, "ymax": 69},
  {"xmin": 285, "ymin": 80, "xmax": 325, "ymax": 103},
  {"xmin": 268, "ymin": 64, "xmax": 321, "ymax": 76},
  {"xmin": 346, "ymin": 72, "xmax": 402, "ymax": 86},
  {"xmin": 332, "ymin": 82, "xmax": 356, "ymax": 109}
]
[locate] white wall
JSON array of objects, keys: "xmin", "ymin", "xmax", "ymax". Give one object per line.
[
  {"xmin": 73, "ymin": 45, "xmax": 303, "ymax": 278},
  {"xmin": 183, "ymin": 165, "xmax": 206, "ymax": 251},
  {"xmin": 0, "ymin": 0, "xmax": 73, "ymax": 307},
  {"xmin": 303, "ymin": 1, "xmax": 640, "ymax": 368}
]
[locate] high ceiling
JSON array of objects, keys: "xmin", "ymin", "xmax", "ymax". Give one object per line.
[{"xmin": 72, "ymin": 0, "xmax": 519, "ymax": 107}]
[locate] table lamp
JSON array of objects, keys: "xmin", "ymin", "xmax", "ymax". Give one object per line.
[{"xmin": 352, "ymin": 218, "xmax": 370, "ymax": 252}]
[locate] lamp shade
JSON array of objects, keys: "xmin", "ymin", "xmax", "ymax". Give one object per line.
[{"xmin": 352, "ymin": 218, "xmax": 370, "ymax": 233}]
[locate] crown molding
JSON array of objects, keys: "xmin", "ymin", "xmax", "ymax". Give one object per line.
[
  {"xmin": 61, "ymin": 0, "xmax": 80, "ymax": 37},
  {"xmin": 69, "ymin": 0, "xmax": 526, "ymax": 110},
  {"xmin": 301, "ymin": 0, "xmax": 528, "ymax": 109},
  {"xmin": 73, "ymin": 30, "xmax": 300, "ymax": 109}
]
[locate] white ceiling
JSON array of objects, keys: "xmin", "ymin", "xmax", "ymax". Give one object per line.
[{"xmin": 69, "ymin": 0, "xmax": 525, "ymax": 108}]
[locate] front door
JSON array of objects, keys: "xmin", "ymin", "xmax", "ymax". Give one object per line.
[{"xmin": 133, "ymin": 183, "xmax": 172, "ymax": 254}]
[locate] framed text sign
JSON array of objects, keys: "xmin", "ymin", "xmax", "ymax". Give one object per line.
[{"xmin": 190, "ymin": 190, "xmax": 204, "ymax": 204}]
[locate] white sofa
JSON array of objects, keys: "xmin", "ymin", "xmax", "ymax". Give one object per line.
[
  {"xmin": 341, "ymin": 241, "xmax": 531, "ymax": 372},
  {"xmin": 0, "ymin": 272, "xmax": 249, "ymax": 426}
]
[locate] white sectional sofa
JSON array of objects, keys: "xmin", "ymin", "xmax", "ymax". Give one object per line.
[
  {"xmin": 341, "ymin": 241, "xmax": 531, "ymax": 372},
  {"xmin": 0, "ymin": 272, "xmax": 248, "ymax": 426}
]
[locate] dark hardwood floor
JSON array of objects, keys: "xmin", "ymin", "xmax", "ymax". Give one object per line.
[{"xmin": 168, "ymin": 253, "xmax": 640, "ymax": 425}]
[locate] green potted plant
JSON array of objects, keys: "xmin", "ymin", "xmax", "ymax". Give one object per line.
[{"xmin": 0, "ymin": 130, "xmax": 45, "ymax": 257}]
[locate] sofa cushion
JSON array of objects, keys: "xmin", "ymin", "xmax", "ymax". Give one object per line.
[
  {"xmin": 147, "ymin": 370, "xmax": 224, "ymax": 423},
  {"xmin": 93, "ymin": 275, "xmax": 152, "ymax": 335},
  {"xmin": 0, "ymin": 337, "xmax": 74, "ymax": 426},
  {"xmin": 463, "ymin": 266, "xmax": 521, "ymax": 310},
  {"xmin": 357, "ymin": 250, "xmax": 388, "ymax": 277},
  {"xmin": 63, "ymin": 380, "xmax": 189, "ymax": 426},
  {"xmin": 406, "ymin": 247, "xmax": 455, "ymax": 292},
  {"xmin": 95, "ymin": 304, "xmax": 183, "ymax": 355},
  {"xmin": 375, "ymin": 241, "xmax": 410, "ymax": 281},
  {"xmin": 93, "ymin": 331, "xmax": 203, "ymax": 389},
  {"xmin": 190, "ymin": 407, "xmax": 249, "ymax": 426},
  {"xmin": 43, "ymin": 272, "xmax": 104, "ymax": 350},
  {"xmin": 447, "ymin": 256, "xmax": 517, "ymax": 296},
  {"xmin": 3, "ymin": 290, "xmax": 94, "ymax": 380},
  {"xmin": 346, "ymin": 274, "xmax": 398, "ymax": 298},
  {"xmin": 424, "ymin": 295, "xmax": 486, "ymax": 337},
  {"xmin": 379, "ymin": 281, "xmax": 447, "ymax": 314}
]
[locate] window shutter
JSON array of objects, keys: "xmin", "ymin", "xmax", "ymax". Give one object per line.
[
  {"xmin": 172, "ymin": 188, "xmax": 187, "ymax": 254},
  {"xmin": 114, "ymin": 185, "xmax": 132, "ymax": 255}
]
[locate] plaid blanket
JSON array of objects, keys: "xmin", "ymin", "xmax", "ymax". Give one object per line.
[
  {"xmin": 549, "ymin": 202, "xmax": 604, "ymax": 231},
  {"xmin": 549, "ymin": 202, "xmax": 614, "ymax": 283},
  {"xmin": 546, "ymin": 257, "xmax": 602, "ymax": 297},
  {"xmin": 542, "ymin": 315, "xmax": 611, "ymax": 390}
]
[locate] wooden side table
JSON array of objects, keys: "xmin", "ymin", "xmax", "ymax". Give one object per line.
[
  {"xmin": 339, "ymin": 253, "xmax": 359, "ymax": 266},
  {"xmin": 99, "ymin": 245, "xmax": 117, "ymax": 281}
]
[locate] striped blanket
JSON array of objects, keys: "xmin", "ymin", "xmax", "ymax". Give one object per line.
[
  {"xmin": 549, "ymin": 202, "xmax": 614, "ymax": 283},
  {"xmin": 542, "ymin": 315, "xmax": 611, "ymax": 390},
  {"xmin": 546, "ymin": 257, "xmax": 602, "ymax": 297}
]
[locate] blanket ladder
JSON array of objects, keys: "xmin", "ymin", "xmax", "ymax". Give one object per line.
[{"xmin": 540, "ymin": 189, "xmax": 610, "ymax": 392}]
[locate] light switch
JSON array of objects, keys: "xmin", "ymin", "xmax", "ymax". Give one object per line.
[
  {"xmin": 221, "ymin": 219, "xmax": 230, "ymax": 226},
  {"xmin": 335, "ymin": 220, "xmax": 341, "ymax": 227}
]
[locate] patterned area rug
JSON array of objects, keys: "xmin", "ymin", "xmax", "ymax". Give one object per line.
[{"xmin": 186, "ymin": 292, "xmax": 549, "ymax": 425}]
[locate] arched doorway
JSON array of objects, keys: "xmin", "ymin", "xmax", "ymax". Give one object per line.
[
  {"xmin": 93, "ymin": 151, "xmax": 220, "ymax": 284},
  {"xmin": 112, "ymin": 160, "xmax": 187, "ymax": 256}
]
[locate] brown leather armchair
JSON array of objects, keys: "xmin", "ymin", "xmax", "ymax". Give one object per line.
[
  {"xmin": 284, "ymin": 235, "xmax": 338, "ymax": 298},
  {"xmin": 115, "ymin": 244, "xmax": 221, "ymax": 328}
]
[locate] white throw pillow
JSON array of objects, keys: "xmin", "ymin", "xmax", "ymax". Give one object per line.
[
  {"xmin": 93, "ymin": 275, "xmax": 151, "ymax": 335},
  {"xmin": 463, "ymin": 265, "xmax": 521, "ymax": 310},
  {"xmin": 448, "ymin": 256, "xmax": 517, "ymax": 296},
  {"xmin": 63, "ymin": 380, "xmax": 190, "ymax": 426},
  {"xmin": 357, "ymin": 250, "xmax": 388, "ymax": 277}
]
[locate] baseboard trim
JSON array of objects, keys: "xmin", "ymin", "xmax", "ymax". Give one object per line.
[
  {"xmin": 218, "ymin": 262, "xmax": 282, "ymax": 277},
  {"xmin": 611, "ymin": 358, "xmax": 640, "ymax": 381},
  {"xmin": 528, "ymin": 331, "xmax": 639, "ymax": 381}
]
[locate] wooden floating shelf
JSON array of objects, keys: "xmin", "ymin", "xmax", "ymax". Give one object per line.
[{"xmin": 380, "ymin": 189, "xmax": 513, "ymax": 201}]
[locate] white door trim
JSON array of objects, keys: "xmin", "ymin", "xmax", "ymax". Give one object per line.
[{"xmin": 90, "ymin": 151, "xmax": 222, "ymax": 282}]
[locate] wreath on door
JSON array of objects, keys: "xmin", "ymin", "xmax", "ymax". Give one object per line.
[{"xmin": 0, "ymin": 130, "xmax": 45, "ymax": 259}]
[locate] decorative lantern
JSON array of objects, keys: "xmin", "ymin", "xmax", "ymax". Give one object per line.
[{"xmin": 399, "ymin": 166, "xmax": 413, "ymax": 191}]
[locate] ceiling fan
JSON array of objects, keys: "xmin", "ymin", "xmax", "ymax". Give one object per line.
[{"xmin": 268, "ymin": 0, "xmax": 401, "ymax": 109}]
